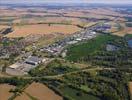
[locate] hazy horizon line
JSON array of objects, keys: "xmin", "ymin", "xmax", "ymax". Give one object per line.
[
  {"xmin": 1, "ymin": 0, "xmax": 132, "ymax": 5},
  {"xmin": 1, "ymin": 2, "xmax": 132, "ymax": 5}
]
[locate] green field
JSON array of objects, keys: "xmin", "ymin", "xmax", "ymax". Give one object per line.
[
  {"xmin": 66, "ymin": 34, "xmax": 117, "ymax": 61},
  {"xmin": 60, "ymin": 86, "xmax": 101, "ymax": 100}
]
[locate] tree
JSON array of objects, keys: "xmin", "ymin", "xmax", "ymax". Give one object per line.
[
  {"xmin": 102, "ymin": 92, "xmax": 119, "ymax": 100},
  {"xmin": 2, "ymin": 63, "xmax": 7, "ymax": 73}
]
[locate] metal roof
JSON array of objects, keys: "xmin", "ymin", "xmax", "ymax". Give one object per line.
[{"xmin": 26, "ymin": 56, "xmax": 41, "ymax": 63}]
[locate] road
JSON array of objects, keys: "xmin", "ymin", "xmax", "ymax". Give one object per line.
[{"xmin": 1, "ymin": 67, "xmax": 131, "ymax": 79}]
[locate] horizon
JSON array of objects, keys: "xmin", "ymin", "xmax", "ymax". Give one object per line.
[{"xmin": 1, "ymin": 0, "xmax": 132, "ymax": 5}]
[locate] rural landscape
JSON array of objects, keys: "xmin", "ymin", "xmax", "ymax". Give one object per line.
[{"xmin": 0, "ymin": 0, "xmax": 132, "ymax": 100}]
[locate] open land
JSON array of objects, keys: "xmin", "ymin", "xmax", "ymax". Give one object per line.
[
  {"xmin": 1, "ymin": 5, "xmax": 132, "ymax": 37},
  {"xmin": 15, "ymin": 92, "xmax": 31, "ymax": 100},
  {"xmin": 6, "ymin": 24, "xmax": 81, "ymax": 37},
  {"xmin": 24, "ymin": 82, "xmax": 63, "ymax": 100},
  {"xmin": 0, "ymin": 84, "xmax": 15, "ymax": 100},
  {"xmin": 129, "ymin": 82, "xmax": 132, "ymax": 99},
  {"xmin": 113, "ymin": 22, "xmax": 132, "ymax": 36}
]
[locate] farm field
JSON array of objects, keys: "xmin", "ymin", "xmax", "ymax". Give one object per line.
[
  {"xmin": 129, "ymin": 82, "xmax": 132, "ymax": 99},
  {"xmin": 0, "ymin": 9, "xmax": 59, "ymax": 17},
  {"xmin": 24, "ymin": 82, "xmax": 63, "ymax": 100},
  {"xmin": 0, "ymin": 84, "xmax": 15, "ymax": 100},
  {"xmin": 86, "ymin": 8, "xmax": 126, "ymax": 17},
  {"xmin": 1, "ymin": 6, "xmax": 132, "ymax": 38},
  {"xmin": 64, "ymin": 11, "xmax": 116, "ymax": 20},
  {"xmin": 113, "ymin": 23, "xmax": 132, "ymax": 36},
  {"xmin": 0, "ymin": 8, "xmax": 99, "ymax": 27},
  {"xmin": 13, "ymin": 17, "xmax": 83, "ymax": 25},
  {"xmin": 6, "ymin": 24, "xmax": 81, "ymax": 37},
  {"xmin": 0, "ymin": 25, "xmax": 9, "ymax": 30},
  {"xmin": 15, "ymin": 92, "xmax": 31, "ymax": 100}
]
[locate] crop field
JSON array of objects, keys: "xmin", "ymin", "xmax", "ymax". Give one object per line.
[
  {"xmin": 6, "ymin": 24, "xmax": 81, "ymax": 37},
  {"xmin": 86, "ymin": 8, "xmax": 126, "ymax": 17},
  {"xmin": 112, "ymin": 23, "xmax": 132, "ymax": 36},
  {"xmin": 0, "ymin": 9, "xmax": 59, "ymax": 17},
  {"xmin": 0, "ymin": 8, "xmax": 98, "ymax": 27},
  {"xmin": 12, "ymin": 17, "xmax": 97, "ymax": 28},
  {"xmin": 2, "ymin": 7, "xmax": 131, "ymax": 38},
  {"xmin": 64, "ymin": 11, "xmax": 115, "ymax": 20},
  {"xmin": 15, "ymin": 92, "xmax": 31, "ymax": 100},
  {"xmin": 64, "ymin": 11, "xmax": 88, "ymax": 17},
  {"xmin": 0, "ymin": 84, "xmax": 15, "ymax": 100},
  {"xmin": 0, "ymin": 25, "xmax": 9, "ymax": 30},
  {"xmin": 24, "ymin": 82, "xmax": 63, "ymax": 100},
  {"xmin": 129, "ymin": 82, "xmax": 132, "ymax": 99},
  {"xmin": 16, "ymin": 17, "xmax": 83, "ymax": 25}
]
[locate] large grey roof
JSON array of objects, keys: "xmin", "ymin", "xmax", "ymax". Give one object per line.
[{"xmin": 26, "ymin": 56, "xmax": 41, "ymax": 63}]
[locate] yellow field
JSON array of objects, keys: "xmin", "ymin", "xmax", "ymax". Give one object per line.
[
  {"xmin": 24, "ymin": 82, "xmax": 63, "ymax": 100},
  {"xmin": 15, "ymin": 92, "xmax": 31, "ymax": 100},
  {"xmin": 0, "ymin": 84, "xmax": 15, "ymax": 100},
  {"xmin": 86, "ymin": 8, "xmax": 125, "ymax": 17},
  {"xmin": 12, "ymin": 17, "xmax": 85, "ymax": 26},
  {"xmin": 1, "ymin": 7, "xmax": 130, "ymax": 38},
  {"xmin": 129, "ymin": 82, "xmax": 132, "ymax": 100},
  {"xmin": 0, "ymin": 25, "xmax": 9, "ymax": 30},
  {"xmin": 112, "ymin": 23, "xmax": 132, "ymax": 36},
  {"xmin": 6, "ymin": 24, "xmax": 81, "ymax": 37}
]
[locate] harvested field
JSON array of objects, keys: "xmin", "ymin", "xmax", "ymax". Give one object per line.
[
  {"xmin": 13, "ymin": 17, "xmax": 84, "ymax": 26},
  {"xmin": 0, "ymin": 25, "xmax": 9, "ymax": 30},
  {"xmin": 0, "ymin": 84, "xmax": 15, "ymax": 100},
  {"xmin": 113, "ymin": 23, "xmax": 132, "ymax": 36},
  {"xmin": 86, "ymin": 8, "xmax": 125, "ymax": 17},
  {"xmin": 6, "ymin": 24, "xmax": 81, "ymax": 37},
  {"xmin": 24, "ymin": 82, "xmax": 63, "ymax": 100},
  {"xmin": 84, "ymin": 22, "xmax": 98, "ymax": 27},
  {"xmin": 15, "ymin": 92, "xmax": 30, "ymax": 100},
  {"xmin": 114, "ymin": 29, "xmax": 132, "ymax": 36},
  {"xmin": 65, "ymin": 11, "xmax": 115, "ymax": 20},
  {"xmin": 129, "ymin": 82, "xmax": 132, "ymax": 99},
  {"xmin": 38, "ymin": 17, "xmax": 83, "ymax": 25},
  {"xmin": 64, "ymin": 11, "xmax": 86, "ymax": 17}
]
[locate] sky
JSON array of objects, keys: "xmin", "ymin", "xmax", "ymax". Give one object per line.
[{"xmin": 0, "ymin": 0, "xmax": 132, "ymax": 4}]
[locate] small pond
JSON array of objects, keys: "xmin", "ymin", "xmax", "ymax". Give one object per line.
[
  {"xmin": 106, "ymin": 44, "xmax": 119, "ymax": 51},
  {"xmin": 128, "ymin": 39, "xmax": 132, "ymax": 48}
]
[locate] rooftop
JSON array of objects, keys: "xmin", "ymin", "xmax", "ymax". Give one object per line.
[{"xmin": 25, "ymin": 56, "xmax": 42, "ymax": 64}]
